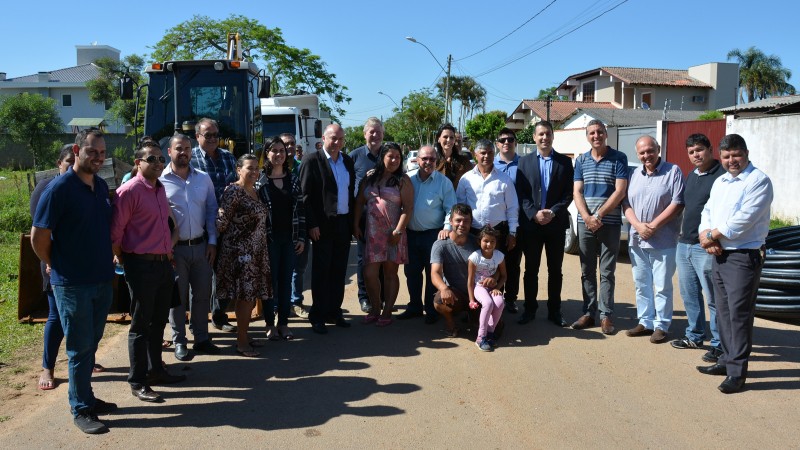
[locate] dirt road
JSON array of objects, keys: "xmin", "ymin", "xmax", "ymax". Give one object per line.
[{"xmin": 1, "ymin": 245, "xmax": 798, "ymax": 448}]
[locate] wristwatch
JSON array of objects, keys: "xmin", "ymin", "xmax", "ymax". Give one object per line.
[
  {"xmin": 392, "ymin": 229, "xmax": 403, "ymax": 236},
  {"xmin": 706, "ymin": 231, "xmax": 715, "ymax": 241},
  {"xmin": 593, "ymin": 212, "xmax": 601, "ymax": 220}
]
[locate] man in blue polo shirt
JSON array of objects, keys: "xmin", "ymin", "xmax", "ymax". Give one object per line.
[
  {"xmin": 571, "ymin": 119, "xmax": 628, "ymax": 334},
  {"xmin": 31, "ymin": 128, "xmax": 116, "ymax": 434}
]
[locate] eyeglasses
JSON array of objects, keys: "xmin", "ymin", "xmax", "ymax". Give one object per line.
[
  {"xmin": 497, "ymin": 137, "xmax": 516, "ymax": 143},
  {"xmin": 418, "ymin": 157, "xmax": 436, "ymax": 162},
  {"xmin": 200, "ymin": 133, "xmax": 219, "ymax": 139},
  {"xmin": 140, "ymin": 155, "xmax": 166, "ymax": 164}
]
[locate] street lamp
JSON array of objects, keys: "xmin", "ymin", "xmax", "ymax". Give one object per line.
[
  {"xmin": 406, "ymin": 36, "xmax": 452, "ymax": 124},
  {"xmin": 377, "ymin": 91, "xmax": 401, "ymax": 111}
]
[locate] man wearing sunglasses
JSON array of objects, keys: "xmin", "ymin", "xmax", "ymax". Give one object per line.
[
  {"xmin": 191, "ymin": 118, "xmax": 238, "ymax": 333},
  {"xmin": 494, "ymin": 128, "xmax": 522, "ymax": 314},
  {"xmin": 112, "ymin": 141, "xmax": 182, "ymax": 404}
]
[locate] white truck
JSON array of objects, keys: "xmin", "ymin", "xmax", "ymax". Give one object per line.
[{"xmin": 260, "ymin": 93, "xmax": 331, "ymax": 152}]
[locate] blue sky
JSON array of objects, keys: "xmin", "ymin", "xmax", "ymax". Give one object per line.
[{"xmin": 4, "ymin": 0, "xmax": 797, "ymax": 128}]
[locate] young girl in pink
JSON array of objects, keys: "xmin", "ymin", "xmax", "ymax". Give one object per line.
[{"xmin": 467, "ymin": 226, "xmax": 507, "ymax": 352}]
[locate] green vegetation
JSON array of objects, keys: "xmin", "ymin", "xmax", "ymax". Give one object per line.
[
  {"xmin": 696, "ymin": 110, "xmax": 723, "ymax": 120},
  {"xmin": 770, "ymin": 217, "xmax": 796, "ymax": 229}
]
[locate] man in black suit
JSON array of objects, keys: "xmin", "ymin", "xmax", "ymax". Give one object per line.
[
  {"xmin": 516, "ymin": 121, "xmax": 574, "ymax": 327},
  {"xmin": 299, "ymin": 124, "xmax": 356, "ymax": 334}
]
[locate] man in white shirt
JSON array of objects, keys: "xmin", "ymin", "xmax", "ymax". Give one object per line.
[{"xmin": 696, "ymin": 134, "xmax": 773, "ymax": 394}]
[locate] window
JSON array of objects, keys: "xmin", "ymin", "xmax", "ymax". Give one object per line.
[
  {"xmin": 582, "ymin": 81, "xmax": 595, "ymax": 102},
  {"xmin": 62, "ymin": 94, "xmax": 72, "ymax": 107}
]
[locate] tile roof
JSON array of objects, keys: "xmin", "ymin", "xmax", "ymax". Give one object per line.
[
  {"xmin": 718, "ymin": 94, "xmax": 800, "ymax": 112},
  {"xmin": 564, "ymin": 108, "xmax": 706, "ymax": 128},
  {"xmin": 600, "ymin": 67, "xmax": 711, "ymax": 88},
  {"xmin": 518, "ymin": 100, "xmax": 618, "ymax": 122},
  {"xmin": 1, "ymin": 64, "xmax": 100, "ymax": 84}
]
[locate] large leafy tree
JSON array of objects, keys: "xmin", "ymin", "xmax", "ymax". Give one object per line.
[
  {"xmin": 86, "ymin": 54, "xmax": 146, "ymax": 134},
  {"xmin": 150, "ymin": 15, "xmax": 350, "ymax": 118},
  {"xmin": 343, "ymin": 125, "xmax": 366, "ymax": 152},
  {"xmin": 465, "ymin": 110, "xmax": 506, "ymax": 142},
  {"xmin": 727, "ymin": 46, "xmax": 795, "ymax": 103},
  {"xmin": 0, "ymin": 93, "xmax": 63, "ymax": 169},
  {"xmin": 384, "ymin": 89, "xmax": 445, "ymax": 148}
]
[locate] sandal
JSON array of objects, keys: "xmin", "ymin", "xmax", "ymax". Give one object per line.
[
  {"xmin": 236, "ymin": 347, "xmax": 260, "ymax": 358},
  {"xmin": 363, "ymin": 314, "xmax": 379, "ymax": 324},
  {"xmin": 376, "ymin": 317, "xmax": 394, "ymax": 327},
  {"xmin": 266, "ymin": 326, "xmax": 280, "ymax": 341},
  {"xmin": 38, "ymin": 373, "xmax": 56, "ymax": 391},
  {"xmin": 278, "ymin": 325, "xmax": 294, "ymax": 340},
  {"xmin": 162, "ymin": 340, "xmax": 172, "ymax": 348}
]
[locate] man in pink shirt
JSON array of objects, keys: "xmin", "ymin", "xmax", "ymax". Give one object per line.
[{"xmin": 112, "ymin": 140, "xmax": 180, "ymax": 404}]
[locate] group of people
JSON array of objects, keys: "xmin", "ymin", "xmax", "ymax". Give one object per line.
[{"xmin": 29, "ymin": 113, "xmax": 772, "ymax": 434}]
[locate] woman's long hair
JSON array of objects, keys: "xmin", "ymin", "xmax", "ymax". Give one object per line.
[
  {"xmin": 365, "ymin": 142, "xmax": 403, "ymax": 188},
  {"xmin": 264, "ymin": 136, "xmax": 290, "ymax": 177},
  {"xmin": 434, "ymin": 123, "xmax": 458, "ymax": 160}
]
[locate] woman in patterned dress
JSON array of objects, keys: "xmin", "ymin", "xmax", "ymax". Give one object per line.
[
  {"xmin": 216, "ymin": 154, "xmax": 272, "ymax": 357},
  {"xmin": 353, "ymin": 143, "xmax": 414, "ymax": 326},
  {"xmin": 435, "ymin": 123, "xmax": 473, "ymax": 189}
]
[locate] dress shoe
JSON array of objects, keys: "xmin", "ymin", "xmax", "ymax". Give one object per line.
[
  {"xmin": 625, "ymin": 324, "xmax": 654, "ymax": 337},
  {"xmin": 548, "ymin": 314, "xmax": 568, "ymax": 327},
  {"xmin": 147, "ymin": 370, "xmax": 186, "ymax": 385},
  {"xmin": 212, "ymin": 321, "xmax": 237, "ymax": 332},
  {"xmin": 311, "ymin": 323, "xmax": 328, "ymax": 334},
  {"xmin": 718, "ymin": 376, "xmax": 746, "ymax": 394},
  {"xmin": 601, "ymin": 317, "xmax": 615, "ymax": 335},
  {"xmin": 571, "ymin": 315, "xmax": 595, "ymax": 330},
  {"xmin": 397, "ymin": 309, "xmax": 423, "ymax": 320},
  {"xmin": 174, "ymin": 343, "xmax": 189, "ymax": 361},
  {"xmin": 505, "ymin": 301, "xmax": 518, "ymax": 314},
  {"xmin": 193, "ymin": 340, "xmax": 221, "ymax": 354},
  {"xmin": 359, "ymin": 300, "xmax": 372, "ymax": 313},
  {"xmin": 131, "ymin": 385, "xmax": 163, "ymax": 403},
  {"xmin": 696, "ymin": 363, "xmax": 727, "ymax": 376},
  {"xmin": 424, "ymin": 314, "xmax": 439, "ymax": 325},
  {"xmin": 650, "ymin": 328, "xmax": 668, "ymax": 343},
  {"xmin": 92, "ymin": 398, "xmax": 117, "ymax": 415},
  {"xmin": 518, "ymin": 314, "xmax": 535, "ymax": 325}
]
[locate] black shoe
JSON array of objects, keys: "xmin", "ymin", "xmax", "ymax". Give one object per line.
[
  {"xmin": 718, "ymin": 376, "xmax": 746, "ymax": 394},
  {"xmin": 548, "ymin": 314, "xmax": 568, "ymax": 327},
  {"xmin": 397, "ymin": 309, "xmax": 423, "ymax": 320},
  {"xmin": 696, "ymin": 363, "xmax": 727, "ymax": 376},
  {"xmin": 174, "ymin": 343, "xmax": 190, "ymax": 361},
  {"xmin": 74, "ymin": 411, "xmax": 108, "ymax": 434},
  {"xmin": 334, "ymin": 317, "xmax": 351, "ymax": 328},
  {"xmin": 424, "ymin": 314, "xmax": 439, "ymax": 325},
  {"xmin": 359, "ymin": 300, "xmax": 371, "ymax": 313},
  {"xmin": 147, "ymin": 370, "xmax": 186, "ymax": 385},
  {"xmin": 131, "ymin": 385, "xmax": 163, "ymax": 403},
  {"xmin": 702, "ymin": 347, "xmax": 723, "ymax": 363},
  {"xmin": 92, "ymin": 398, "xmax": 117, "ymax": 415},
  {"xmin": 212, "ymin": 322, "xmax": 237, "ymax": 332},
  {"xmin": 193, "ymin": 340, "xmax": 221, "ymax": 355},
  {"xmin": 518, "ymin": 314, "xmax": 535, "ymax": 325},
  {"xmin": 311, "ymin": 323, "xmax": 328, "ymax": 334},
  {"xmin": 505, "ymin": 301, "xmax": 518, "ymax": 314}
]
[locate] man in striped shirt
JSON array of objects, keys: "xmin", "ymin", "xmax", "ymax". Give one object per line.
[{"xmin": 571, "ymin": 120, "xmax": 629, "ymax": 334}]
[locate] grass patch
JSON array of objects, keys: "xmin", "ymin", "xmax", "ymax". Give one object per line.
[{"xmin": 770, "ymin": 217, "xmax": 796, "ymax": 229}]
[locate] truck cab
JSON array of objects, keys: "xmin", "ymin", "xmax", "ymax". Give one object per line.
[{"xmin": 260, "ymin": 94, "xmax": 331, "ymax": 152}]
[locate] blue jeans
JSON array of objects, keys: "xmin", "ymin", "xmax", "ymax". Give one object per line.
[
  {"xmin": 42, "ymin": 289, "xmax": 64, "ymax": 370},
  {"xmin": 291, "ymin": 239, "xmax": 309, "ymax": 307},
  {"xmin": 577, "ymin": 222, "xmax": 620, "ymax": 319},
  {"xmin": 676, "ymin": 242, "xmax": 719, "ymax": 347},
  {"xmin": 629, "ymin": 245, "xmax": 676, "ymax": 331},
  {"xmin": 404, "ymin": 229, "xmax": 440, "ymax": 317},
  {"xmin": 267, "ymin": 231, "xmax": 296, "ymax": 326},
  {"xmin": 52, "ymin": 281, "xmax": 113, "ymax": 417}
]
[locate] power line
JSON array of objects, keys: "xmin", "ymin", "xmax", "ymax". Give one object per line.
[
  {"xmin": 455, "ymin": 0, "xmax": 559, "ymax": 62},
  {"xmin": 474, "ymin": 0, "xmax": 629, "ymax": 78}
]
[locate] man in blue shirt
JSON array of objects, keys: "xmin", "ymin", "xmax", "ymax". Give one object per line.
[
  {"xmin": 398, "ymin": 145, "xmax": 456, "ymax": 324},
  {"xmin": 494, "ymin": 128, "xmax": 521, "ymax": 314},
  {"xmin": 31, "ymin": 128, "xmax": 116, "ymax": 434},
  {"xmin": 572, "ymin": 120, "xmax": 628, "ymax": 335},
  {"xmin": 697, "ymin": 134, "xmax": 773, "ymax": 394}
]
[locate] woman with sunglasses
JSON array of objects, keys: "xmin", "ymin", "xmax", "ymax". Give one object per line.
[
  {"xmin": 215, "ymin": 154, "xmax": 272, "ymax": 357},
  {"xmin": 434, "ymin": 123, "xmax": 473, "ymax": 189}
]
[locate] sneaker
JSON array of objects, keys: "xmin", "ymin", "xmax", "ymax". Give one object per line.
[
  {"xmin": 292, "ymin": 305, "xmax": 309, "ymax": 319},
  {"xmin": 475, "ymin": 337, "xmax": 493, "ymax": 352},
  {"xmin": 92, "ymin": 398, "xmax": 117, "ymax": 415},
  {"xmin": 702, "ymin": 347, "xmax": 723, "ymax": 363},
  {"xmin": 486, "ymin": 332, "xmax": 498, "ymax": 348},
  {"xmin": 670, "ymin": 337, "xmax": 702, "ymax": 349},
  {"xmin": 73, "ymin": 411, "xmax": 108, "ymax": 434}
]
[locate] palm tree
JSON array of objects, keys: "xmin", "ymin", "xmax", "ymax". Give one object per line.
[
  {"xmin": 439, "ymin": 76, "xmax": 487, "ymax": 131},
  {"xmin": 727, "ymin": 47, "xmax": 795, "ymax": 103}
]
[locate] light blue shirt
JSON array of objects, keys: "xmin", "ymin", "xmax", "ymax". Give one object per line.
[
  {"xmin": 494, "ymin": 153, "xmax": 519, "ymax": 184},
  {"xmin": 699, "ymin": 162, "xmax": 773, "ymax": 250},
  {"xmin": 160, "ymin": 165, "xmax": 218, "ymax": 244},
  {"xmin": 537, "ymin": 151, "xmax": 553, "ymax": 209},
  {"xmin": 325, "ymin": 148, "xmax": 350, "ymax": 215},
  {"xmin": 407, "ymin": 169, "xmax": 456, "ymax": 231}
]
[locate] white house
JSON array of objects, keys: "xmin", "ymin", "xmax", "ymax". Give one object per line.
[{"xmin": 0, "ymin": 44, "xmax": 125, "ymax": 133}]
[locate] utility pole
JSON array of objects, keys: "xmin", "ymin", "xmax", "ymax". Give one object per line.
[
  {"xmin": 445, "ymin": 54, "xmax": 452, "ymax": 124},
  {"xmin": 546, "ymin": 95, "xmax": 551, "ymax": 122}
]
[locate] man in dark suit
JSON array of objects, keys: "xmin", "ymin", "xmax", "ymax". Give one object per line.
[
  {"xmin": 516, "ymin": 121, "xmax": 574, "ymax": 327},
  {"xmin": 299, "ymin": 123, "xmax": 356, "ymax": 334}
]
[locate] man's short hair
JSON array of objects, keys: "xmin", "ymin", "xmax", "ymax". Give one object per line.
[
  {"xmin": 169, "ymin": 133, "xmax": 191, "ymax": 147},
  {"xmin": 451, "ymin": 203, "xmax": 473, "ymax": 219},
  {"xmin": 196, "ymin": 118, "xmax": 219, "ymax": 134},
  {"xmin": 58, "ymin": 144, "xmax": 74, "ymax": 162},
  {"xmin": 535, "ymin": 120, "xmax": 554, "ymax": 134},
  {"xmin": 279, "ymin": 132, "xmax": 295, "ymax": 142},
  {"xmin": 363, "ymin": 117, "xmax": 384, "ymax": 132},
  {"xmin": 719, "ymin": 134, "xmax": 748, "ymax": 152},
  {"xmin": 135, "ymin": 140, "xmax": 161, "ymax": 160},
  {"xmin": 75, "ymin": 128, "xmax": 104, "ymax": 148},
  {"xmin": 685, "ymin": 133, "xmax": 711, "ymax": 149},
  {"xmin": 474, "ymin": 139, "xmax": 494, "ymax": 152},
  {"xmin": 497, "ymin": 127, "xmax": 516, "ymax": 139},
  {"xmin": 585, "ymin": 119, "xmax": 606, "ymax": 134}
]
